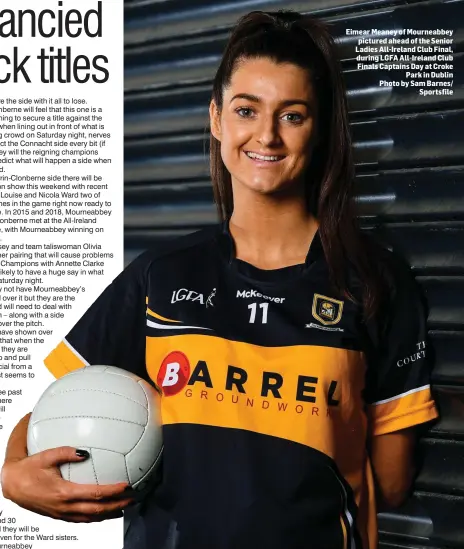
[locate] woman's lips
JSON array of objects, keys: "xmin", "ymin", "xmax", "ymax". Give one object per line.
[{"xmin": 244, "ymin": 151, "xmax": 286, "ymax": 165}]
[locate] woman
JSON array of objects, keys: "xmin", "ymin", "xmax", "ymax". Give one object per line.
[{"xmin": 1, "ymin": 10, "xmax": 438, "ymax": 549}]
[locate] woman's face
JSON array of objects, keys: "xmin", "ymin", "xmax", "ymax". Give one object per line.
[{"xmin": 210, "ymin": 57, "xmax": 318, "ymax": 196}]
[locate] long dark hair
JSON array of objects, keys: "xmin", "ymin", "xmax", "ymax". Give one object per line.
[{"xmin": 210, "ymin": 10, "xmax": 386, "ymax": 317}]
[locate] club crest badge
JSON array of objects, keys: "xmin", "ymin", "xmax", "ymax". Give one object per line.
[{"xmin": 312, "ymin": 294, "xmax": 344, "ymax": 326}]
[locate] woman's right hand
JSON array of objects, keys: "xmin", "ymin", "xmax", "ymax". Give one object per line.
[{"xmin": 1, "ymin": 446, "xmax": 136, "ymax": 522}]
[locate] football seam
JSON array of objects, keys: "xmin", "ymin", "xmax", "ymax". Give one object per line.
[
  {"xmin": 93, "ymin": 371, "xmax": 141, "ymax": 380},
  {"xmin": 29, "ymin": 421, "xmax": 39, "ymax": 454},
  {"xmin": 66, "ymin": 445, "xmax": 131, "ymax": 455},
  {"xmin": 46, "ymin": 388, "xmax": 149, "ymax": 410},
  {"xmin": 133, "ymin": 442, "xmax": 163, "ymax": 488},
  {"xmin": 32, "ymin": 416, "xmax": 146, "ymax": 427},
  {"xmin": 124, "ymin": 382, "xmax": 150, "ymax": 461},
  {"xmin": 129, "ymin": 380, "xmax": 163, "ymax": 489},
  {"xmin": 123, "ymin": 450, "xmax": 131, "ymax": 484},
  {"xmin": 89, "ymin": 449, "xmax": 99, "ymax": 485}
]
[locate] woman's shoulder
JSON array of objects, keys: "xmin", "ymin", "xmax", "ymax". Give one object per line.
[
  {"xmin": 378, "ymin": 238, "xmax": 420, "ymax": 294},
  {"xmin": 357, "ymin": 231, "xmax": 417, "ymax": 288},
  {"xmin": 358, "ymin": 232, "xmax": 426, "ymax": 318},
  {"xmin": 127, "ymin": 224, "xmax": 224, "ymax": 270}
]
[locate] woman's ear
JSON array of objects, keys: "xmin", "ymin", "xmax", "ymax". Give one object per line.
[{"xmin": 209, "ymin": 100, "xmax": 221, "ymax": 142}]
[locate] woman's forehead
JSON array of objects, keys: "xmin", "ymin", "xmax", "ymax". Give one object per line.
[{"xmin": 225, "ymin": 58, "xmax": 315, "ymax": 103}]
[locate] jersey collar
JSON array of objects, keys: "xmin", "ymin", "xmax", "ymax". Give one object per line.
[{"xmin": 218, "ymin": 219, "xmax": 323, "ymax": 271}]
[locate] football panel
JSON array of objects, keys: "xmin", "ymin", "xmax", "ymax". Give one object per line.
[
  {"xmin": 126, "ymin": 381, "xmax": 163, "ymax": 486},
  {"xmin": 59, "ymin": 446, "xmax": 93, "ymax": 483},
  {"xmin": 26, "ymin": 426, "xmax": 40, "ymax": 456},
  {"xmin": 125, "ymin": 425, "xmax": 163, "ymax": 486},
  {"xmin": 130, "ymin": 446, "xmax": 163, "ymax": 491},
  {"xmin": 66, "ymin": 448, "xmax": 129, "ymax": 485},
  {"xmin": 31, "ymin": 417, "xmax": 145, "ymax": 455},
  {"xmin": 39, "ymin": 369, "xmax": 148, "ymax": 408},
  {"xmin": 31, "ymin": 390, "xmax": 148, "ymax": 426},
  {"xmin": 70, "ymin": 365, "xmax": 143, "ymax": 382}
]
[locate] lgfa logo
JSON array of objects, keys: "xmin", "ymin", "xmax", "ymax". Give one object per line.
[{"xmin": 171, "ymin": 288, "xmax": 205, "ymax": 305}]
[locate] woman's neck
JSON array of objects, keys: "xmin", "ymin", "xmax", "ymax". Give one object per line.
[{"xmin": 229, "ymin": 191, "xmax": 318, "ymax": 270}]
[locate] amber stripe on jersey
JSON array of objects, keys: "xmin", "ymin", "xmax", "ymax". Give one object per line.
[
  {"xmin": 368, "ymin": 385, "xmax": 437, "ymax": 435},
  {"xmin": 44, "ymin": 339, "xmax": 87, "ymax": 378},
  {"xmin": 147, "ymin": 307, "xmax": 182, "ymax": 324},
  {"xmin": 146, "ymin": 333, "xmax": 366, "ymax": 459},
  {"xmin": 340, "ymin": 515, "xmax": 348, "ymax": 549}
]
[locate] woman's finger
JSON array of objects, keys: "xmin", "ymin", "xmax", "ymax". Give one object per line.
[
  {"xmin": 63, "ymin": 496, "xmax": 135, "ymax": 518},
  {"xmin": 59, "ymin": 481, "xmax": 131, "ymax": 503}
]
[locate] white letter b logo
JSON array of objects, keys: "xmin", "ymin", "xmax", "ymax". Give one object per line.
[
  {"xmin": 158, "ymin": 351, "xmax": 190, "ymax": 396},
  {"xmin": 162, "ymin": 362, "xmax": 180, "ymax": 386}
]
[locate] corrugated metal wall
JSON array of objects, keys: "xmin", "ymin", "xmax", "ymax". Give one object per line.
[{"xmin": 124, "ymin": 0, "xmax": 464, "ymax": 547}]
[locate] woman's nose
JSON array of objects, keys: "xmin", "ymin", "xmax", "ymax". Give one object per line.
[{"xmin": 256, "ymin": 115, "xmax": 282, "ymax": 147}]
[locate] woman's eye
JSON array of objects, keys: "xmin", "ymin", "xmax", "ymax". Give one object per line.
[
  {"xmin": 236, "ymin": 107, "xmax": 254, "ymax": 118},
  {"xmin": 282, "ymin": 113, "xmax": 303, "ymax": 123}
]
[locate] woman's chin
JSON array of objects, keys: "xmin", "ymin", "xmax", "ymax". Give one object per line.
[{"xmin": 237, "ymin": 178, "xmax": 299, "ymax": 197}]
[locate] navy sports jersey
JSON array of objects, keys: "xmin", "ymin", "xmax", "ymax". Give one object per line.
[{"xmin": 45, "ymin": 222, "xmax": 438, "ymax": 549}]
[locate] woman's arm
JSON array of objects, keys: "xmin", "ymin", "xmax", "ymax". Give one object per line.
[
  {"xmin": 2, "ymin": 254, "xmax": 152, "ymax": 521},
  {"xmin": 1, "ymin": 413, "xmax": 135, "ymax": 522},
  {"xmin": 369, "ymin": 427, "xmax": 416, "ymax": 510},
  {"xmin": 3, "ymin": 413, "xmax": 31, "ymax": 463}
]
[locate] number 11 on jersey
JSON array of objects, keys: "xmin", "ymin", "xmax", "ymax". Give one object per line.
[{"xmin": 248, "ymin": 302, "xmax": 269, "ymax": 324}]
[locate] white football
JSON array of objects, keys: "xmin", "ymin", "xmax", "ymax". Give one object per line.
[{"xmin": 27, "ymin": 366, "xmax": 163, "ymax": 490}]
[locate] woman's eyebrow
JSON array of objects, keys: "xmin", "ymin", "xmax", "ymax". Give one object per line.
[
  {"xmin": 230, "ymin": 93, "xmax": 311, "ymax": 109},
  {"xmin": 230, "ymin": 93, "xmax": 260, "ymax": 103}
]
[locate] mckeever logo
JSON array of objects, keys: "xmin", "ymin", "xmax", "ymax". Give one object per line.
[{"xmin": 236, "ymin": 289, "xmax": 285, "ymax": 303}]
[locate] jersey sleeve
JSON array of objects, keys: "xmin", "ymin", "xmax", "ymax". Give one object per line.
[
  {"xmin": 44, "ymin": 252, "xmax": 152, "ymax": 381},
  {"xmin": 364, "ymin": 260, "xmax": 439, "ymax": 436}
]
